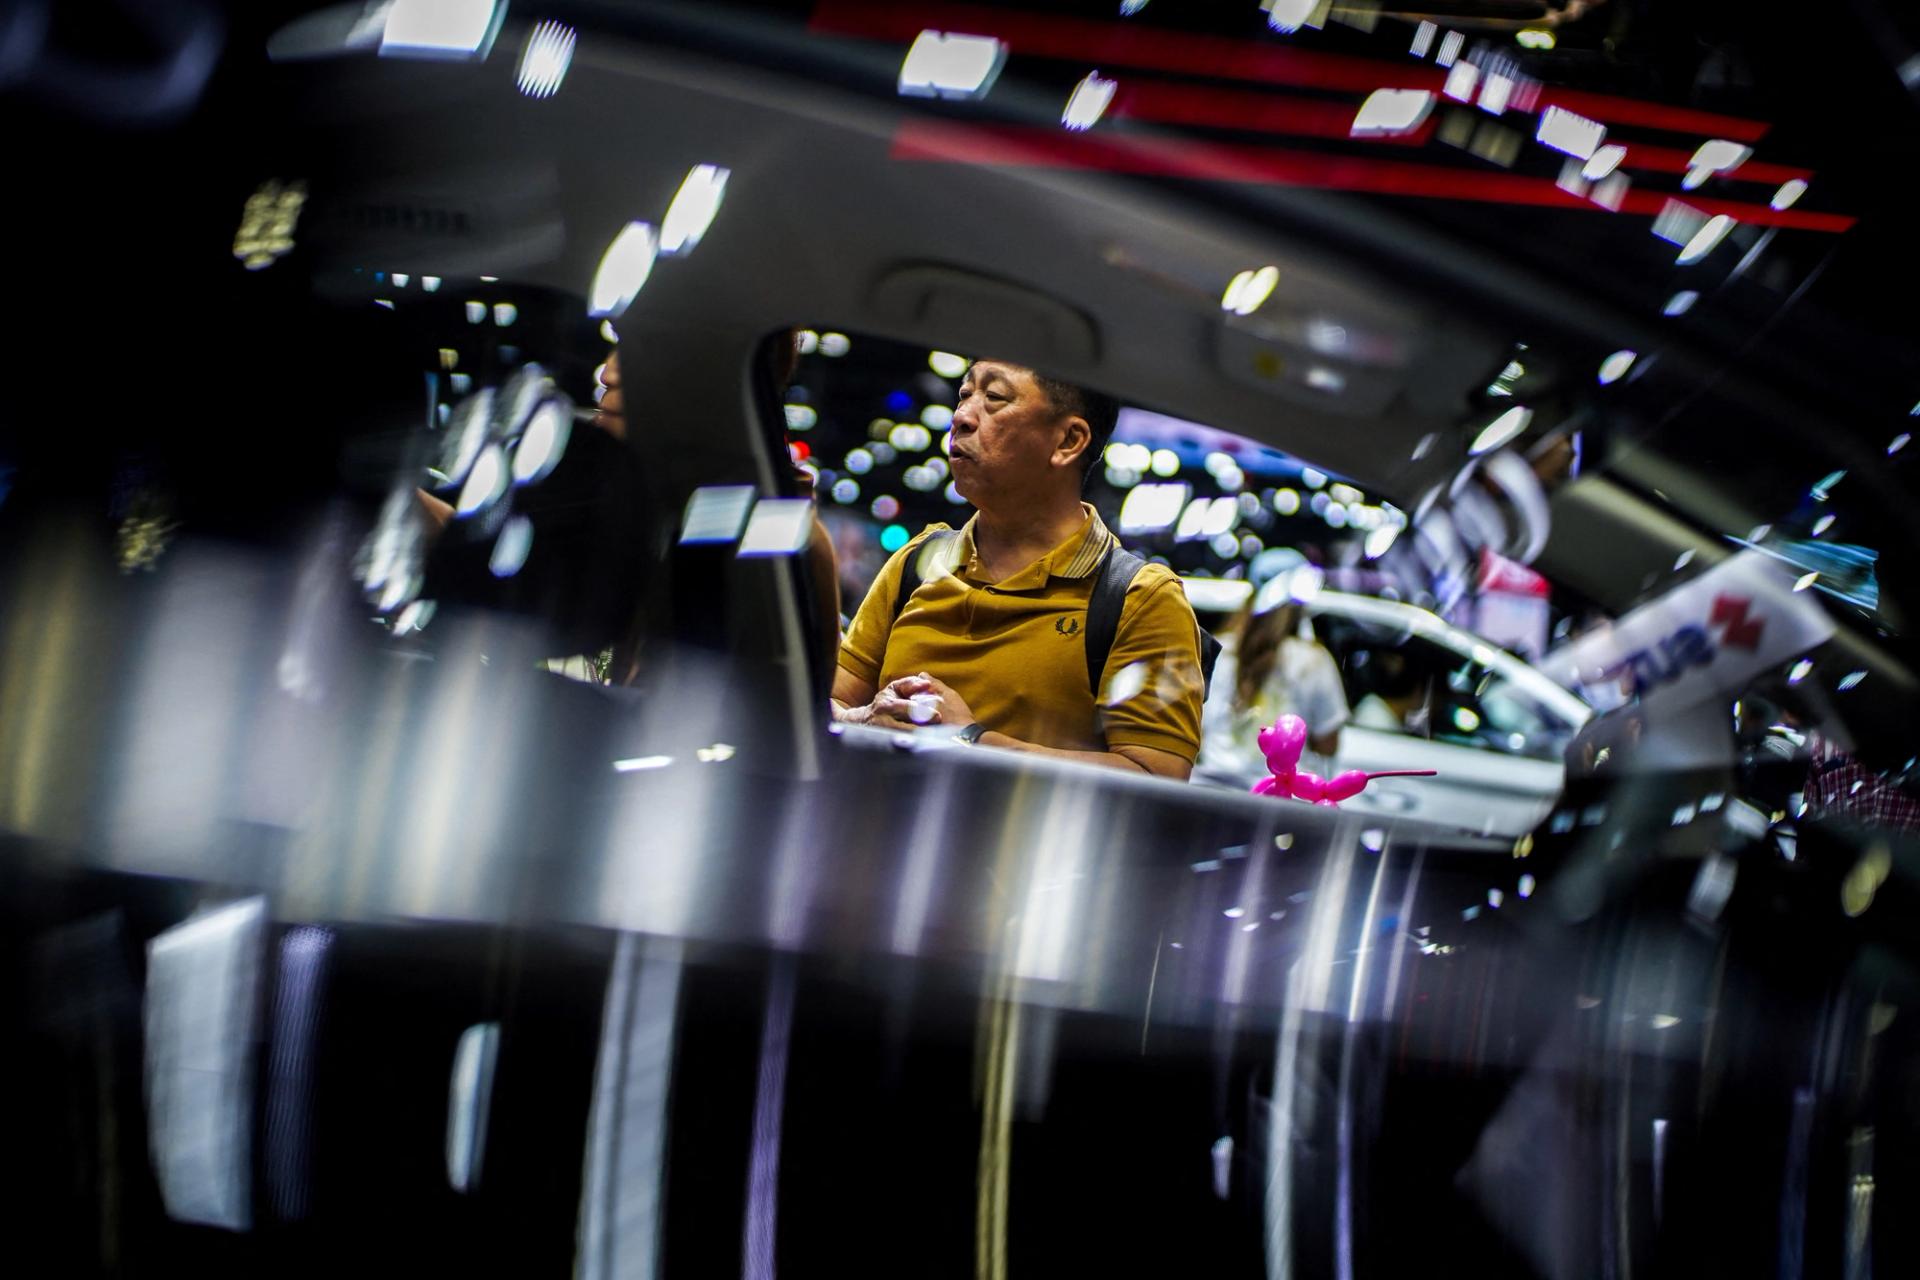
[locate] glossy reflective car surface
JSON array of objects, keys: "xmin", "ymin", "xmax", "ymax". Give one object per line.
[{"xmin": 3, "ymin": 3, "xmax": 1918, "ymax": 1277}]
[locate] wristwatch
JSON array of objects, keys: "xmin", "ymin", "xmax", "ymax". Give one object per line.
[{"xmin": 954, "ymin": 722, "xmax": 987, "ymax": 746}]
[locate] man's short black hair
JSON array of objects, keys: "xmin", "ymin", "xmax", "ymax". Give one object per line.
[{"xmin": 1033, "ymin": 373, "xmax": 1120, "ymax": 488}]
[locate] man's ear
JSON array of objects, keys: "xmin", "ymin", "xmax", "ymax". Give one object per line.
[{"xmin": 1054, "ymin": 415, "xmax": 1092, "ymax": 471}]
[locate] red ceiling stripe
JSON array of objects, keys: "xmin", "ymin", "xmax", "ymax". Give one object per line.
[
  {"xmin": 812, "ymin": 0, "xmax": 1773, "ymax": 141},
  {"xmin": 1615, "ymin": 142, "xmax": 1813, "ymax": 184},
  {"xmin": 889, "ymin": 120, "xmax": 1856, "ymax": 232},
  {"xmin": 1113, "ymin": 81, "xmax": 1436, "ymax": 146}
]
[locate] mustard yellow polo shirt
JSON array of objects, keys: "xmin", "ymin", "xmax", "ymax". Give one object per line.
[{"xmin": 838, "ymin": 505, "xmax": 1205, "ymax": 762}]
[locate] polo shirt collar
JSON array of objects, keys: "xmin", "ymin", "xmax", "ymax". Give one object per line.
[{"xmin": 954, "ymin": 503, "xmax": 1113, "ymax": 590}]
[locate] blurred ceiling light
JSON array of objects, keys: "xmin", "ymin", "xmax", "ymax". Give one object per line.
[
  {"xmin": 1771, "ymin": 178, "xmax": 1808, "ymax": 210},
  {"xmin": 1221, "ymin": 265, "xmax": 1280, "ymax": 316},
  {"xmin": 696, "ymin": 743, "xmax": 736, "ymax": 763},
  {"xmin": 600, "ymin": 320, "xmax": 618, "ymax": 343},
  {"xmin": 1410, "ymin": 21, "xmax": 1436, "ymax": 57},
  {"xmin": 1597, "ymin": 350, "xmax": 1637, "ymax": 384},
  {"xmin": 796, "ymin": 329, "xmax": 820, "ymax": 355},
  {"xmin": 587, "ymin": 221, "xmax": 657, "ymax": 317},
  {"xmin": 1485, "ymin": 884, "xmax": 1502, "ymax": 907},
  {"xmin": 1351, "ymin": 89, "xmax": 1434, "ymax": 138},
  {"xmin": 1690, "ymin": 138, "xmax": 1752, "ymax": 175},
  {"xmin": 1273, "ymin": 487, "xmax": 1300, "ymax": 515},
  {"xmin": 737, "ymin": 498, "xmax": 814, "ymax": 557},
  {"xmin": 374, "ymin": 298, "xmax": 396, "ymax": 310},
  {"xmin": 613, "ymin": 755, "xmax": 674, "ymax": 772},
  {"xmin": 928, "ymin": 350, "xmax": 968, "ymax": 378},
  {"xmin": 1471, "ymin": 405, "xmax": 1533, "ymax": 455},
  {"xmin": 1364, "ymin": 523, "xmax": 1400, "ymax": 558},
  {"xmin": 898, "ymin": 30, "xmax": 1007, "ymax": 99},
  {"xmin": 1889, "ymin": 432, "xmax": 1910, "ymax": 455},
  {"xmin": 1793, "ymin": 571, "xmax": 1819, "ymax": 592},
  {"xmin": 1436, "ymin": 29, "xmax": 1463, "ymax": 66},
  {"xmin": 945, "ymin": 481, "xmax": 967, "ymax": 504},
  {"xmin": 1677, "ymin": 214, "xmax": 1735, "ymax": 264},
  {"xmin": 1649, "ymin": 1013, "xmax": 1681, "ymax": 1029},
  {"xmin": 1837, "ymin": 670, "xmax": 1867, "ymax": 691},
  {"xmin": 1788, "ymin": 658, "xmax": 1813, "ymax": 685},
  {"xmin": 422, "ymin": 275, "xmax": 441, "ymax": 291},
  {"xmin": 492, "ymin": 301, "xmax": 517, "ymax": 326},
  {"xmin": 392, "ymin": 272, "xmax": 411, "ymax": 287},
  {"xmin": 1150, "ymin": 448, "xmax": 1181, "ymax": 477},
  {"xmin": 1174, "ymin": 496, "xmax": 1211, "ymax": 541},
  {"xmin": 512, "ymin": 400, "xmax": 570, "ymax": 484},
  {"xmin": 679, "ymin": 484, "xmax": 756, "ymax": 544},
  {"xmin": 1581, "ymin": 143, "xmax": 1626, "ymax": 180},
  {"xmin": 890, "ymin": 423, "xmax": 934, "ymax": 451},
  {"xmin": 456, "ymin": 444, "xmax": 507, "ymax": 515},
  {"xmin": 1306, "ymin": 366, "xmax": 1346, "ymax": 393},
  {"xmin": 1535, "ymin": 106, "xmax": 1605, "ymax": 160},
  {"xmin": 784, "ymin": 404, "xmax": 817, "ymax": 431},
  {"xmin": 1300, "ymin": 466, "xmax": 1327, "ymax": 489},
  {"xmin": 517, "ymin": 19, "xmax": 575, "ymax": 97},
  {"xmin": 1477, "ymin": 74, "xmax": 1513, "ymax": 115},
  {"xmin": 1062, "ymin": 71, "xmax": 1117, "ymax": 131},
  {"xmin": 1262, "ymin": 0, "xmax": 1316, "ymax": 34},
  {"xmin": 1812, "ymin": 513, "xmax": 1835, "ymax": 536},
  {"xmin": 464, "ymin": 300, "xmax": 486, "ymax": 323},
  {"xmin": 659, "ymin": 165, "xmax": 729, "ymax": 255},
  {"xmin": 489, "ymin": 515, "xmax": 534, "ymax": 577},
  {"xmin": 1442, "ymin": 61, "xmax": 1478, "ymax": 101},
  {"xmin": 920, "ymin": 404, "xmax": 954, "ymax": 429},
  {"xmin": 1663, "ymin": 289, "xmax": 1699, "ymax": 316},
  {"xmin": 1515, "ymin": 28, "xmax": 1555, "ymax": 50},
  {"xmin": 1120, "ymin": 0, "xmax": 1150, "ymax": 13},
  {"xmin": 380, "ymin": 0, "xmax": 503, "ymax": 60},
  {"xmin": 1328, "ymin": 482, "xmax": 1364, "ymax": 505},
  {"xmin": 820, "ymin": 332, "xmax": 852, "ymax": 357},
  {"xmin": 1518, "ymin": 873, "xmax": 1536, "ymax": 897}
]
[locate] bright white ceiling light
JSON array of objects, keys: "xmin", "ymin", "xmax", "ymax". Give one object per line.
[
  {"xmin": 588, "ymin": 221, "xmax": 658, "ymax": 317},
  {"xmin": 1262, "ymin": 0, "xmax": 1316, "ymax": 34},
  {"xmin": 1535, "ymin": 106, "xmax": 1606, "ymax": 160},
  {"xmin": 1442, "ymin": 60, "xmax": 1478, "ymax": 101},
  {"xmin": 1677, "ymin": 213, "xmax": 1735, "ymax": 264},
  {"xmin": 1062, "ymin": 71, "xmax": 1117, "ymax": 131},
  {"xmin": 1477, "ymin": 74, "xmax": 1514, "ymax": 114},
  {"xmin": 516, "ymin": 20, "xmax": 576, "ymax": 98},
  {"xmin": 1221, "ymin": 265, "xmax": 1280, "ymax": 316},
  {"xmin": 1470, "ymin": 405, "xmax": 1534, "ymax": 455},
  {"xmin": 1305, "ymin": 366, "xmax": 1346, "ymax": 393},
  {"xmin": 1436, "ymin": 30, "xmax": 1464, "ymax": 66},
  {"xmin": 1516, "ymin": 28, "xmax": 1555, "ymax": 50},
  {"xmin": 1581, "ymin": 143, "xmax": 1626, "ymax": 180},
  {"xmin": 1410, "ymin": 21, "xmax": 1436, "ymax": 57},
  {"xmin": 898, "ymin": 31, "xmax": 1007, "ymax": 99},
  {"xmin": 1351, "ymin": 89, "xmax": 1434, "ymax": 138},
  {"xmin": 380, "ymin": 0, "xmax": 504, "ymax": 60},
  {"xmin": 1597, "ymin": 350, "xmax": 1637, "ymax": 384},
  {"xmin": 1771, "ymin": 178, "xmax": 1808, "ymax": 210},
  {"xmin": 456, "ymin": 444, "xmax": 507, "ymax": 515},
  {"xmin": 1118, "ymin": 482, "xmax": 1190, "ymax": 534},
  {"xmin": 489, "ymin": 515, "xmax": 534, "ymax": 577},
  {"xmin": 659, "ymin": 165, "xmax": 729, "ymax": 256},
  {"xmin": 1663, "ymin": 289, "xmax": 1699, "ymax": 316},
  {"xmin": 512, "ymin": 400, "xmax": 570, "ymax": 484},
  {"xmin": 928, "ymin": 350, "xmax": 969, "ymax": 378},
  {"xmin": 1689, "ymin": 138, "xmax": 1752, "ymax": 175}
]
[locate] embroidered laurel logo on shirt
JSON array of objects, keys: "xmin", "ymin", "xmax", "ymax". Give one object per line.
[{"xmin": 1055, "ymin": 616, "xmax": 1082, "ymax": 637}]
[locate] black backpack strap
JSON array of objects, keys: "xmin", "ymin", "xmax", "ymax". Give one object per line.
[
  {"xmin": 891, "ymin": 529, "xmax": 955, "ymax": 624},
  {"xmin": 1084, "ymin": 540, "xmax": 1147, "ymax": 696},
  {"xmin": 1085, "ymin": 540, "xmax": 1224, "ymax": 700}
]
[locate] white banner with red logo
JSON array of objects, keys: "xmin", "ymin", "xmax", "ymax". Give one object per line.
[{"xmin": 1544, "ymin": 550, "xmax": 1835, "ymax": 714}]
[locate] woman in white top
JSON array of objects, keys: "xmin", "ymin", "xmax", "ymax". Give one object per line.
[{"xmin": 1197, "ymin": 565, "xmax": 1351, "ymax": 786}]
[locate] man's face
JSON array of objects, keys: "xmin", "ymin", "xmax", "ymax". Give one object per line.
[{"xmin": 947, "ymin": 361, "xmax": 1081, "ymax": 509}]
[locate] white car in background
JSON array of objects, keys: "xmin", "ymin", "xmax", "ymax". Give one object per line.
[{"xmin": 1192, "ymin": 585, "xmax": 1592, "ymax": 839}]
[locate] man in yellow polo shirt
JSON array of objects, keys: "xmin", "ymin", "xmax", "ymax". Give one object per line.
[{"xmin": 831, "ymin": 360, "xmax": 1204, "ymax": 780}]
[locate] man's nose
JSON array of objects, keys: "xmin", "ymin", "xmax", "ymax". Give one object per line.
[{"xmin": 951, "ymin": 399, "xmax": 978, "ymax": 432}]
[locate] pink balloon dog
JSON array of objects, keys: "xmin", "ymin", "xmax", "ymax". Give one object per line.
[{"xmin": 1250, "ymin": 713, "xmax": 1436, "ymax": 805}]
